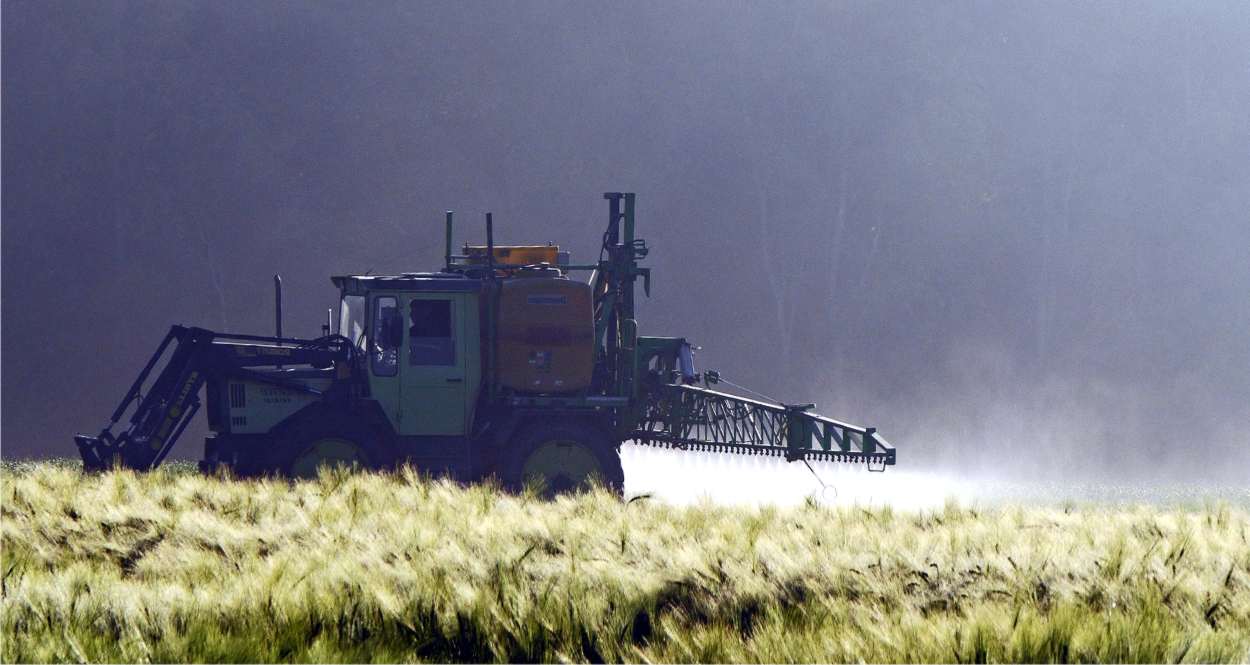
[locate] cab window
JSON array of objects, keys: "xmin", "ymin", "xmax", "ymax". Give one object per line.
[
  {"xmin": 371, "ymin": 296, "xmax": 400, "ymax": 376},
  {"xmin": 339, "ymin": 294, "xmax": 366, "ymax": 347},
  {"xmin": 409, "ymin": 299, "xmax": 455, "ymax": 366}
]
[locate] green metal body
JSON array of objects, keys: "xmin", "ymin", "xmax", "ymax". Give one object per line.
[{"xmin": 222, "ymin": 376, "xmax": 330, "ymax": 435}]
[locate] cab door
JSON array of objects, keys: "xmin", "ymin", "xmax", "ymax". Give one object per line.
[
  {"xmin": 366, "ymin": 294, "xmax": 403, "ymax": 431},
  {"xmin": 398, "ymin": 293, "xmax": 467, "ymax": 435}
]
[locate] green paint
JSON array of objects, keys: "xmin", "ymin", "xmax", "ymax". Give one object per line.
[
  {"xmin": 397, "ymin": 293, "xmax": 474, "ymax": 436},
  {"xmin": 225, "ymin": 381, "xmax": 326, "ymax": 435}
]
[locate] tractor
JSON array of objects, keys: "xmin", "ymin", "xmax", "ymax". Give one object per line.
[{"xmin": 75, "ymin": 192, "xmax": 895, "ymax": 491}]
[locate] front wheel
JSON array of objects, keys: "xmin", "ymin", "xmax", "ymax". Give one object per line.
[
  {"xmin": 503, "ymin": 422, "xmax": 623, "ymax": 496},
  {"xmin": 286, "ymin": 435, "xmax": 371, "ymax": 479}
]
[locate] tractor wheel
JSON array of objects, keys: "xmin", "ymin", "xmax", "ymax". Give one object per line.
[
  {"xmin": 272, "ymin": 419, "xmax": 393, "ymax": 479},
  {"xmin": 503, "ymin": 421, "xmax": 623, "ymax": 496},
  {"xmin": 286, "ymin": 435, "xmax": 372, "ymax": 479}
]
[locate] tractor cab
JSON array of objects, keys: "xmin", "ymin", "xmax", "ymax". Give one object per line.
[{"xmin": 331, "ymin": 273, "xmax": 483, "ymax": 436}]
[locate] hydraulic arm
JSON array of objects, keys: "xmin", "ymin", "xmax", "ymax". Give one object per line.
[
  {"xmin": 581, "ymin": 192, "xmax": 895, "ymax": 471},
  {"xmin": 75, "ymin": 325, "xmax": 352, "ymax": 471}
]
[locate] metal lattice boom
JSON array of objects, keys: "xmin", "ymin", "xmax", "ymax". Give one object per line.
[{"xmin": 632, "ymin": 384, "xmax": 895, "ymax": 469}]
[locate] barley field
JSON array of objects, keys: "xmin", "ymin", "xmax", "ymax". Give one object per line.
[{"xmin": 2, "ymin": 461, "xmax": 1248, "ymax": 663}]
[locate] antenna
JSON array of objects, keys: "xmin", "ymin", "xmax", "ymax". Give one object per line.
[{"xmin": 444, "ymin": 210, "xmax": 454, "ymax": 271}]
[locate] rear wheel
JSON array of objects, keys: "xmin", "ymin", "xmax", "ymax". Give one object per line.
[{"xmin": 504, "ymin": 421, "xmax": 623, "ymax": 495}]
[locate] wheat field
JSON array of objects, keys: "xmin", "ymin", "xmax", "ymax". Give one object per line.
[{"xmin": 2, "ymin": 461, "xmax": 1248, "ymax": 663}]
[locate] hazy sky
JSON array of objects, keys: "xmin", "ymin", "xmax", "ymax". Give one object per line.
[{"xmin": 4, "ymin": 2, "xmax": 1248, "ymax": 481}]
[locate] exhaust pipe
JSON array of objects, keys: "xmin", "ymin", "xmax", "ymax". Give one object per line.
[{"xmin": 274, "ymin": 274, "xmax": 283, "ymax": 341}]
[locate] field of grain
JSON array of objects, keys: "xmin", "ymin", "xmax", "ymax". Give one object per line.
[{"xmin": 2, "ymin": 461, "xmax": 1248, "ymax": 663}]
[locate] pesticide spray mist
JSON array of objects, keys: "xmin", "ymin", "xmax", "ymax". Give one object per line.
[
  {"xmin": 622, "ymin": 444, "xmax": 964, "ymax": 510},
  {"xmin": 622, "ymin": 444, "xmax": 1250, "ymax": 510}
]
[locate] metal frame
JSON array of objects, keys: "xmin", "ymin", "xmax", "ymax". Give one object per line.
[{"xmin": 632, "ymin": 383, "xmax": 895, "ymax": 469}]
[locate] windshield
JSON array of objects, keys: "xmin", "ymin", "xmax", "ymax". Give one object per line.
[{"xmin": 339, "ymin": 295, "xmax": 366, "ymax": 346}]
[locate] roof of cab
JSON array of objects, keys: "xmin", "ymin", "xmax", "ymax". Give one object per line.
[{"xmin": 331, "ymin": 272, "xmax": 482, "ymax": 293}]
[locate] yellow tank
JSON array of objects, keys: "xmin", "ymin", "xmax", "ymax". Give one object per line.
[
  {"xmin": 496, "ymin": 272, "xmax": 593, "ymax": 394},
  {"xmin": 464, "ymin": 245, "xmax": 559, "ymax": 267}
]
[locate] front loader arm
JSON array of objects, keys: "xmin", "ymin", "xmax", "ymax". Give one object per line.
[{"xmin": 76, "ymin": 325, "xmax": 353, "ymax": 472}]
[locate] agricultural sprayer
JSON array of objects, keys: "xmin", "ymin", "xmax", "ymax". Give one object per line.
[{"xmin": 75, "ymin": 193, "xmax": 895, "ymax": 490}]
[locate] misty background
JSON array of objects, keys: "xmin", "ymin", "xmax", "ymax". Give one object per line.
[{"xmin": 4, "ymin": 1, "xmax": 1248, "ymax": 483}]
